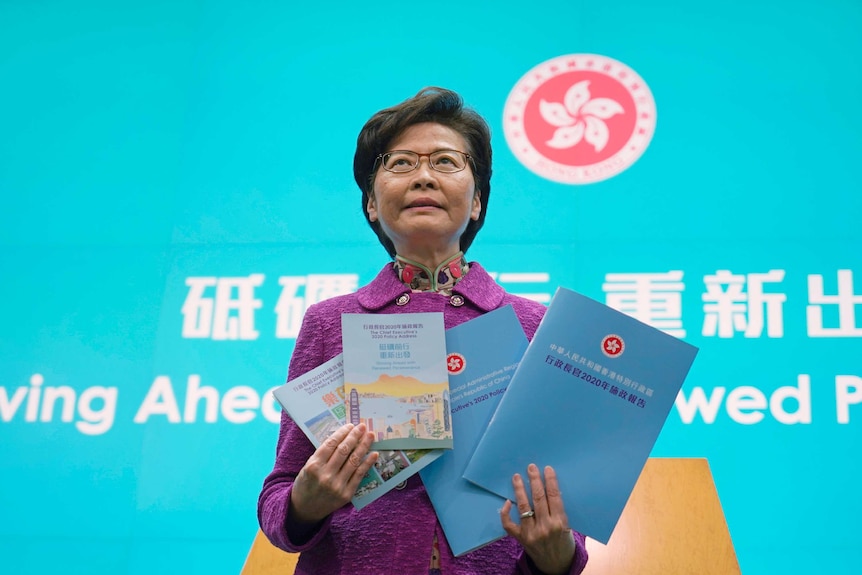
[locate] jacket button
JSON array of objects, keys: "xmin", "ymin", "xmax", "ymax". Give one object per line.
[
  {"xmin": 396, "ymin": 293, "xmax": 410, "ymax": 306},
  {"xmin": 449, "ymin": 295, "xmax": 465, "ymax": 307}
]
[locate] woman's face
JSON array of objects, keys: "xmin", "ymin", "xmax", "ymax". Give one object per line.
[{"xmin": 366, "ymin": 122, "xmax": 481, "ymax": 262}]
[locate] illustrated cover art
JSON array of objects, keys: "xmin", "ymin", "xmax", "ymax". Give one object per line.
[
  {"xmin": 342, "ymin": 312, "xmax": 453, "ymax": 450},
  {"xmin": 272, "ymin": 353, "xmax": 443, "ymax": 510}
]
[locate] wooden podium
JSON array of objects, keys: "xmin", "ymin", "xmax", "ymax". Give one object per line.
[
  {"xmin": 241, "ymin": 458, "xmax": 739, "ymax": 575},
  {"xmin": 581, "ymin": 458, "xmax": 740, "ymax": 574}
]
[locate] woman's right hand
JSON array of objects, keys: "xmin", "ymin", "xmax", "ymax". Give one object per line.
[{"xmin": 289, "ymin": 423, "xmax": 379, "ymax": 525}]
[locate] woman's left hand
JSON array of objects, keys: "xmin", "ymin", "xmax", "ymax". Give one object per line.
[{"xmin": 500, "ymin": 463, "xmax": 576, "ymax": 575}]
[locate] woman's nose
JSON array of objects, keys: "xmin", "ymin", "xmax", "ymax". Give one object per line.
[{"xmin": 410, "ymin": 159, "xmax": 439, "ymax": 187}]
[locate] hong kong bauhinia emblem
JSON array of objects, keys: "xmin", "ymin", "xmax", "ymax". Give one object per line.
[
  {"xmin": 446, "ymin": 352, "xmax": 467, "ymax": 375},
  {"xmin": 503, "ymin": 53, "xmax": 656, "ymax": 184},
  {"xmin": 601, "ymin": 334, "xmax": 625, "ymax": 358}
]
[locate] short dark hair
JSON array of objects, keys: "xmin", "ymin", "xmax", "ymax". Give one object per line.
[{"xmin": 353, "ymin": 87, "xmax": 492, "ymax": 258}]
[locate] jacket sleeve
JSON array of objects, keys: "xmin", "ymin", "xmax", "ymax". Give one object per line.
[
  {"xmin": 516, "ymin": 530, "xmax": 589, "ymax": 575},
  {"xmin": 257, "ymin": 304, "xmax": 335, "ymax": 552}
]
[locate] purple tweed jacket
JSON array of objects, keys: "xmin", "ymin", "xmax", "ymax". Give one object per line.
[{"xmin": 258, "ymin": 262, "xmax": 588, "ymax": 575}]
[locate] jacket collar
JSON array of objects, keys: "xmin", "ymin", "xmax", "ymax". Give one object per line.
[{"xmin": 357, "ymin": 261, "xmax": 505, "ymax": 312}]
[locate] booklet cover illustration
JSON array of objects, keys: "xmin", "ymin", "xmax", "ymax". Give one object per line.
[
  {"xmin": 342, "ymin": 312, "xmax": 453, "ymax": 450},
  {"xmin": 272, "ymin": 353, "xmax": 443, "ymax": 510},
  {"xmin": 462, "ymin": 287, "xmax": 699, "ymax": 544},
  {"xmin": 419, "ymin": 306, "xmax": 529, "ymax": 556}
]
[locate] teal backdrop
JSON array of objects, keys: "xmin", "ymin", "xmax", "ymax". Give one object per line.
[{"xmin": 2, "ymin": 1, "xmax": 860, "ymax": 573}]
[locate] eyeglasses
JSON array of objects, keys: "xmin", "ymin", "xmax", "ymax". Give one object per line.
[{"xmin": 375, "ymin": 149, "xmax": 473, "ymax": 174}]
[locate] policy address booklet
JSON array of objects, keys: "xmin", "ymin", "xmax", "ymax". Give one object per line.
[
  {"xmin": 272, "ymin": 353, "xmax": 443, "ymax": 510},
  {"xmin": 342, "ymin": 312, "xmax": 453, "ymax": 451},
  {"xmin": 462, "ymin": 287, "xmax": 699, "ymax": 544},
  {"xmin": 419, "ymin": 306, "xmax": 529, "ymax": 556}
]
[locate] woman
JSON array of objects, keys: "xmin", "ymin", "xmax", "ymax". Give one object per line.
[{"xmin": 258, "ymin": 87, "xmax": 588, "ymax": 575}]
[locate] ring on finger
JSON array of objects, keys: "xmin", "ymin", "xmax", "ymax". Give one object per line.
[{"xmin": 519, "ymin": 509, "xmax": 535, "ymax": 519}]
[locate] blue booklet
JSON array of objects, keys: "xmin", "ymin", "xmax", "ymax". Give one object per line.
[
  {"xmin": 272, "ymin": 353, "xmax": 443, "ymax": 510},
  {"xmin": 342, "ymin": 312, "xmax": 453, "ymax": 450},
  {"xmin": 462, "ymin": 287, "xmax": 699, "ymax": 544},
  {"xmin": 419, "ymin": 306, "xmax": 529, "ymax": 556}
]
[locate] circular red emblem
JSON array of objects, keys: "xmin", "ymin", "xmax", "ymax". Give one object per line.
[
  {"xmin": 446, "ymin": 352, "xmax": 466, "ymax": 375},
  {"xmin": 503, "ymin": 54, "xmax": 656, "ymax": 184},
  {"xmin": 601, "ymin": 335, "xmax": 624, "ymax": 358}
]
